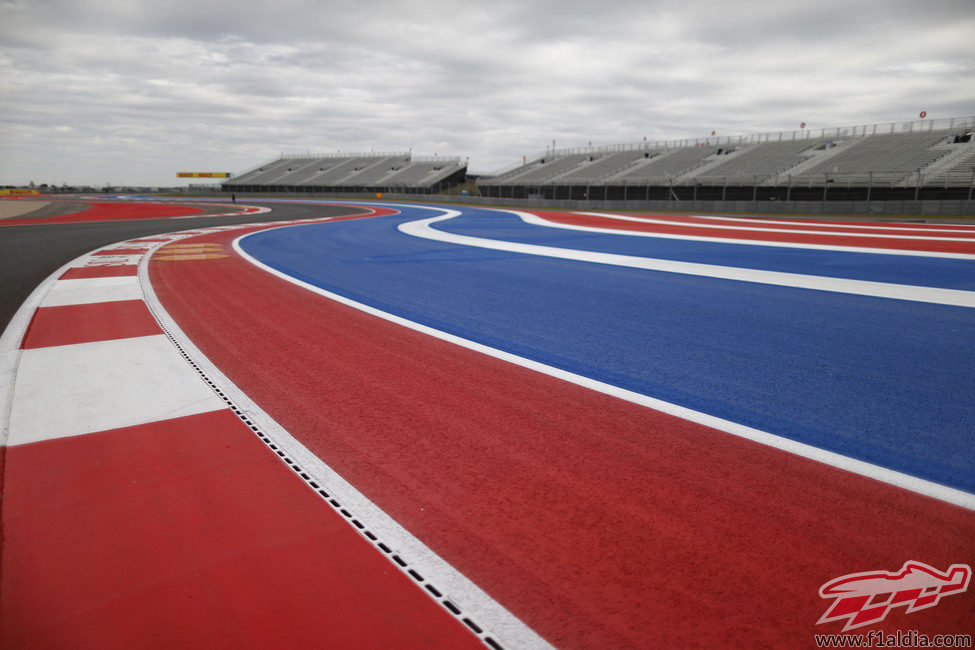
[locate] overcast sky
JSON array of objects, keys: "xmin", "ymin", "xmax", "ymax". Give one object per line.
[{"xmin": 1, "ymin": 0, "xmax": 973, "ymax": 186}]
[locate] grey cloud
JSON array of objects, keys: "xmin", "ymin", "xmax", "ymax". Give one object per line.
[{"xmin": 1, "ymin": 0, "xmax": 974, "ymax": 184}]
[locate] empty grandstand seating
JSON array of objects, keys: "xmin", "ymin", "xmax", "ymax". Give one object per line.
[
  {"xmin": 225, "ymin": 153, "xmax": 466, "ymax": 193},
  {"xmin": 477, "ymin": 116, "xmax": 975, "ymax": 200},
  {"xmin": 612, "ymin": 146, "xmax": 719, "ymax": 184},
  {"xmin": 922, "ymin": 142, "xmax": 975, "ymax": 187},
  {"xmin": 221, "ymin": 116, "xmax": 974, "ymax": 202},
  {"xmin": 689, "ymin": 139, "xmax": 825, "ymax": 184},
  {"xmin": 786, "ymin": 130, "xmax": 954, "ymax": 186},
  {"xmin": 557, "ymin": 151, "xmax": 651, "ymax": 184}
]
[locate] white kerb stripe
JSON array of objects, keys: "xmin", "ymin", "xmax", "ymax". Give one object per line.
[
  {"xmin": 397, "ymin": 211, "xmax": 975, "ymax": 308},
  {"xmin": 8, "ymin": 334, "xmax": 227, "ymax": 446},
  {"xmin": 73, "ymin": 254, "xmax": 146, "ymax": 267},
  {"xmin": 40, "ymin": 276, "xmax": 143, "ymax": 307}
]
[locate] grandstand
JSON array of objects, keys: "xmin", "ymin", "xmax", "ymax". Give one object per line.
[
  {"xmin": 224, "ymin": 152, "xmax": 467, "ymax": 194},
  {"xmin": 478, "ymin": 116, "xmax": 975, "ymax": 201}
]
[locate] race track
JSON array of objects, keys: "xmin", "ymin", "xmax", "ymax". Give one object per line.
[{"xmin": 2, "ymin": 199, "xmax": 973, "ymax": 648}]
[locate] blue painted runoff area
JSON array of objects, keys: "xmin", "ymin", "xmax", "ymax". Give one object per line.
[{"xmin": 239, "ymin": 204, "xmax": 975, "ymax": 494}]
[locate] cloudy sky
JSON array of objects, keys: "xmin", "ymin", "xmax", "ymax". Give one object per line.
[{"xmin": 1, "ymin": 0, "xmax": 973, "ymax": 186}]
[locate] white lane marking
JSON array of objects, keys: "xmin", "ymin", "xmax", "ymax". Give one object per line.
[
  {"xmin": 234, "ymin": 216, "xmax": 975, "ymax": 512},
  {"xmin": 138, "ymin": 226, "xmax": 552, "ymax": 650},
  {"xmin": 398, "ymin": 212, "xmax": 975, "ymax": 308},
  {"xmin": 691, "ymin": 213, "xmax": 975, "ymax": 232},
  {"xmin": 515, "ymin": 211, "xmax": 975, "ymax": 260},
  {"xmin": 1, "ymin": 257, "xmax": 78, "ymax": 449},
  {"xmin": 40, "ymin": 276, "xmax": 143, "ymax": 307},
  {"xmin": 75, "ymin": 253, "xmax": 146, "ymax": 267},
  {"xmin": 567, "ymin": 211, "xmax": 975, "ymax": 241},
  {"xmin": 8, "ymin": 334, "xmax": 227, "ymax": 446}
]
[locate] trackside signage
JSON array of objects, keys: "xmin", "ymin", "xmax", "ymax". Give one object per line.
[{"xmin": 814, "ymin": 560, "xmax": 972, "ymax": 648}]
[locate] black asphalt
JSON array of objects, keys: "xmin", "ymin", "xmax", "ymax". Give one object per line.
[{"xmin": 0, "ymin": 200, "xmax": 367, "ymax": 333}]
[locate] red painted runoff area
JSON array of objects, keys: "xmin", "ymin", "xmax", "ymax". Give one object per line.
[
  {"xmin": 533, "ymin": 210, "xmax": 975, "ymax": 253},
  {"xmin": 0, "ymin": 409, "xmax": 482, "ymax": 649},
  {"xmin": 0, "ymin": 202, "xmax": 209, "ymax": 226},
  {"xmin": 21, "ymin": 300, "xmax": 163, "ymax": 349},
  {"xmin": 150, "ymin": 226, "xmax": 975, "ymax": 648}
]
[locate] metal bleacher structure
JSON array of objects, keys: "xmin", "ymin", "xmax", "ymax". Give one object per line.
[
  {"xmin": 477, "ymin": 116, "xmax": 975, "ymax": 202},
  {"xmin": 223, "ymin": 152, "xmax": 467, "ymax": 194}
]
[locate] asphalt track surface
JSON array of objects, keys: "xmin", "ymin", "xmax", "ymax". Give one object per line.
[
  {"xmin": 0, "ymin": 198, "xmax": 364, "ymax": 330},
  {"xmin": 2, "ymin": 198, "xmax": 974, "ymax": 648}
]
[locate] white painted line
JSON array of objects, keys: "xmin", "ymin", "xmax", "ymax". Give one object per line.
[
  {"xmin": 7, "ymin": 334, "xmax": 227, "ymax": 446},
  {"xmin": 235, "ymin": 211, "xmax": 974, "ymax": 511},
  {"xmin": 575, "ymin": 211, "xmax": 975, "ymax": 237},
  {"xmin": 76, "ymin": 254, "xmax": 145, "ymax": 267},
  {"xmin": 136, "ymin": 227, "xmax": 553, "ymax": 650},
  {"xmin": 517, "ymin": 211, "xmax": 975, "ymax": 260},
  {"xmin": 1, "ymin": 257, "xmax": 79, "ymax": 449},
  {"xmin": 398, "ymin": 211, "xmax": 975, "ymax": 308},
  {"xmin": 571, "ymin": 211, "xmax": 975, "ymax": 241},
  {"xmin": 40, "ymin": 276, "xmax": 143, "ymax": 307},
  {"xmin": 693, "ymin": 213, "xmax": 975, "ymax": 232}
]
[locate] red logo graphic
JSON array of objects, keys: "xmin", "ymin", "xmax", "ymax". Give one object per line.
[{"xmin": 818, "ymin": 561, "xmax": 970, "ymax": 631}]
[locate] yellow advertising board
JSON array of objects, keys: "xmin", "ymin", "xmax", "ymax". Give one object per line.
[
  {"xmin": 0, "ymin": 189, "xmax": 40, "ymax": 195},
  {"xmin": 177, "ymin": 172, "xmax": 231, "ymax": 178}
]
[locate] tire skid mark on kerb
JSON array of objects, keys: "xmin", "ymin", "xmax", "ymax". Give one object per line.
[{"xmin": 137, "ymin": 218, "xmax": 552, "ymax": 650}]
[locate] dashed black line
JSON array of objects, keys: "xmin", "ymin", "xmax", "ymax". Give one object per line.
[{"xmin": 138, "ymin": 251, "xmax": 504, "ymax": 648}]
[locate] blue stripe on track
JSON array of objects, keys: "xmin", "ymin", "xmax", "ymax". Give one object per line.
[
  {"xmin": 239, "ymin": 206, "xmax": 975, "ymax": 493},
  {"xmin": 434, "ymin": 209, "xmax": 975, "ymax": 290}
]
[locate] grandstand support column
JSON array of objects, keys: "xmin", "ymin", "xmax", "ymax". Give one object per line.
[
  {"xmin": 721, "ymin": 179, "xmax": 728, "ymax": 203},
  {"xmin": 914, "ymin": 170, "xmax": 922, "ymax": 201},
  {"xmin": 867, "ymin": 172, "xmax": 873, "ymax": 203},
  {"xmin": 786, "ymin": 175, "xmax": 793, "ymax": 202},
  {"xmin": 752, "ymin": 176, "xmax": 758, "ymax": 202},
  {"xmin": 823, "ymin": 174, "xmax": 830, "ymax": 202},
  {"xmin": 969, "ymin": 167, "xmax": 974, "ymax": 201}
]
